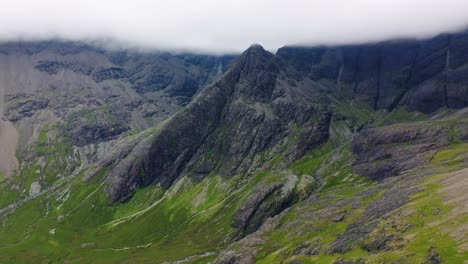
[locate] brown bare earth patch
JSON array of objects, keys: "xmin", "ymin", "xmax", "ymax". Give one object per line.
[{"xmin": 438, "ymin": 168, "xmax": 468, "ymax": 251}]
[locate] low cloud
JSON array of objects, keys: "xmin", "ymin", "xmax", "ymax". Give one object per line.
[{"xmin": 1, "ymin": 0, "xmax": 467, "ymax": 53}]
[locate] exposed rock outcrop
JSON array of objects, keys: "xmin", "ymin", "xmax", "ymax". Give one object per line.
[{"xmin": 351, "ymin": 124, "xmax": 449, "ymax": 180}]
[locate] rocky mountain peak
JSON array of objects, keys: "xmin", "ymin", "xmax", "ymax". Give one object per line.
[
  {"xmin": 217, "ymin": 43, "xmax": 278, "ymax": 102},
  {"xmin": 233, "ymin": 43, "xmax": 274, "ymax": 68},
  {"xmin": 246, "ymin": 43, "xmax": 268, "ymax": 53},
  {"xmin": 95, "ymin": 40, "xmax": 331, "ymax": 203}
]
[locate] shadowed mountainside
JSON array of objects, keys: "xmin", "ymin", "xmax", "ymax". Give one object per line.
[{"xmin": 277, "ymin": 30, "xmax": 468, "ymax": 113}]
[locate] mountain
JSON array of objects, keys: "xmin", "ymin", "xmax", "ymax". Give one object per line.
[
  {"xmin": 93, "ymin": 44, "xmax": 331, "ymax": 203},
  {"xmin": 0, "ymin": 31, "xmax": 467, "ymax": 264},
  {"xmin": 0, "ymin": 41, "xmax": 235, "ymax": 177}
]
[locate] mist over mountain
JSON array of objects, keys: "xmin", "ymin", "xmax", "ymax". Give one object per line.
[{"xmin": 1, "ymin": 0, "xmax": 468, "ymax": 52}]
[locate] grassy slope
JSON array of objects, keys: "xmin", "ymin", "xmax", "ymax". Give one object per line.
[
  {"xmin": 0, "ymin": 174, "xmax": 235, "ymax": 263},
  {"xmin": 0, "ymin": 158, "xmax": 291, "ymax": 263},
  {"xmin": 0, "ymin": 105, "xmax": 466, "ymax": 263},
  {"xmin": 253, "ymin": 109, "xmax": 468, "ymax": 263},
  {"xmin": 254, "ymin": 145, "xmax": 468, "ymax": 263}
]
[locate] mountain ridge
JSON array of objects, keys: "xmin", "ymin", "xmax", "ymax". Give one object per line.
[{"xmin": 93, "ymin": 43, "xmax": 331, "ymax": 202}]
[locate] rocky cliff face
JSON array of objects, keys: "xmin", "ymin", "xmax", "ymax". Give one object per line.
[
  {"xmin": 96, "ymin": 44, "xmax": 332, "ymax": 202},
  {"xmin": 277, "ymin": 30, "xmax": 468, "ymax": 113}
]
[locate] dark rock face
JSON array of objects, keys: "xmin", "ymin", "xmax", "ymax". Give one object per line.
[
  {"xmin": 5, "ymin": 94, "xmax": 49, "ymax": 121},
  {"xmin": 328, "ymin": 221, "xmax": 379, "ymax": 254},
  {"xmin": 35, "ymin": 60, "xmax": 94, "ymax": 75},
  {"xmin": 351, "ymin": 124, "xmax": 449, "ymax": 180},
  {"xmin": 232, "ymin": 183, "xmax": 282, "ymax": 230},
  {"xmin": 232, "ymin": 182, "xmax": 294, "ymax": 237},
  {"xmin": 62, "ymin": 108, "xmax": 131, "ymax": 146},
  {"xmin": 214, "ymin": 255, "xmax": 239, "ymax": 264},
  {"xmin": 277, "ymin": 31, "xmax": 468, "ymax": 113},
  {"xmin": 424, "ymin": 247, "xmax": 441, "ymax": 264},
  {"xmin": 66, "ymin": 122, "xmax": 129, "ymax": 147},
  {"xmin": 91, "ymin": 67, "xmax": 128, "ymax": 82},
  {"xmin": 333, "ymin": 260, "xmax": 362, "ymax": 264},
  {"xmin": 293, "ymin": 241, "xmax": 321, "ymax": 256},
  {"xmin": 35, "ymin": 61, "xmax": 67, "ymax": 74},
  {"xmin": 362, "ymin": 233, "xmax": 400, "ymax": 252},
  {"xmin": 214, "ymin": 208, "xmax": 289, "ymax": 264}
]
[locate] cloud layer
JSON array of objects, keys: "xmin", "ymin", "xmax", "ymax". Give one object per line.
[{"xmin": 1, "ymin": 0, "xmax": 468, "ymax": 53}]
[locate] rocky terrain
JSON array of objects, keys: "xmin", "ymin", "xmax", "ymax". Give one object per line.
[
  {"xmin": 0, "ymin": 41, "xmax": 235, "ymax": 177},
  {"xmin": 0, "ymin": 31, "xmax": 467, "ymax": 264}
]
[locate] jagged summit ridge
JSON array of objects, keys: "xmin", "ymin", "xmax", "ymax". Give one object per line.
[
  {"xmin": 93, "ymin": 30, "xmax": 468, "ymax": 203},
  {"xmin": 97, "ymin": 41, "xmax": 331, "ymax": 202}
]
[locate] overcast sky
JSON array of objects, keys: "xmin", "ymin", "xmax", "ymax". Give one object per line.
[{"xmin": 0, "ymin": 0, "xmax": 467, "ymax": 53}]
